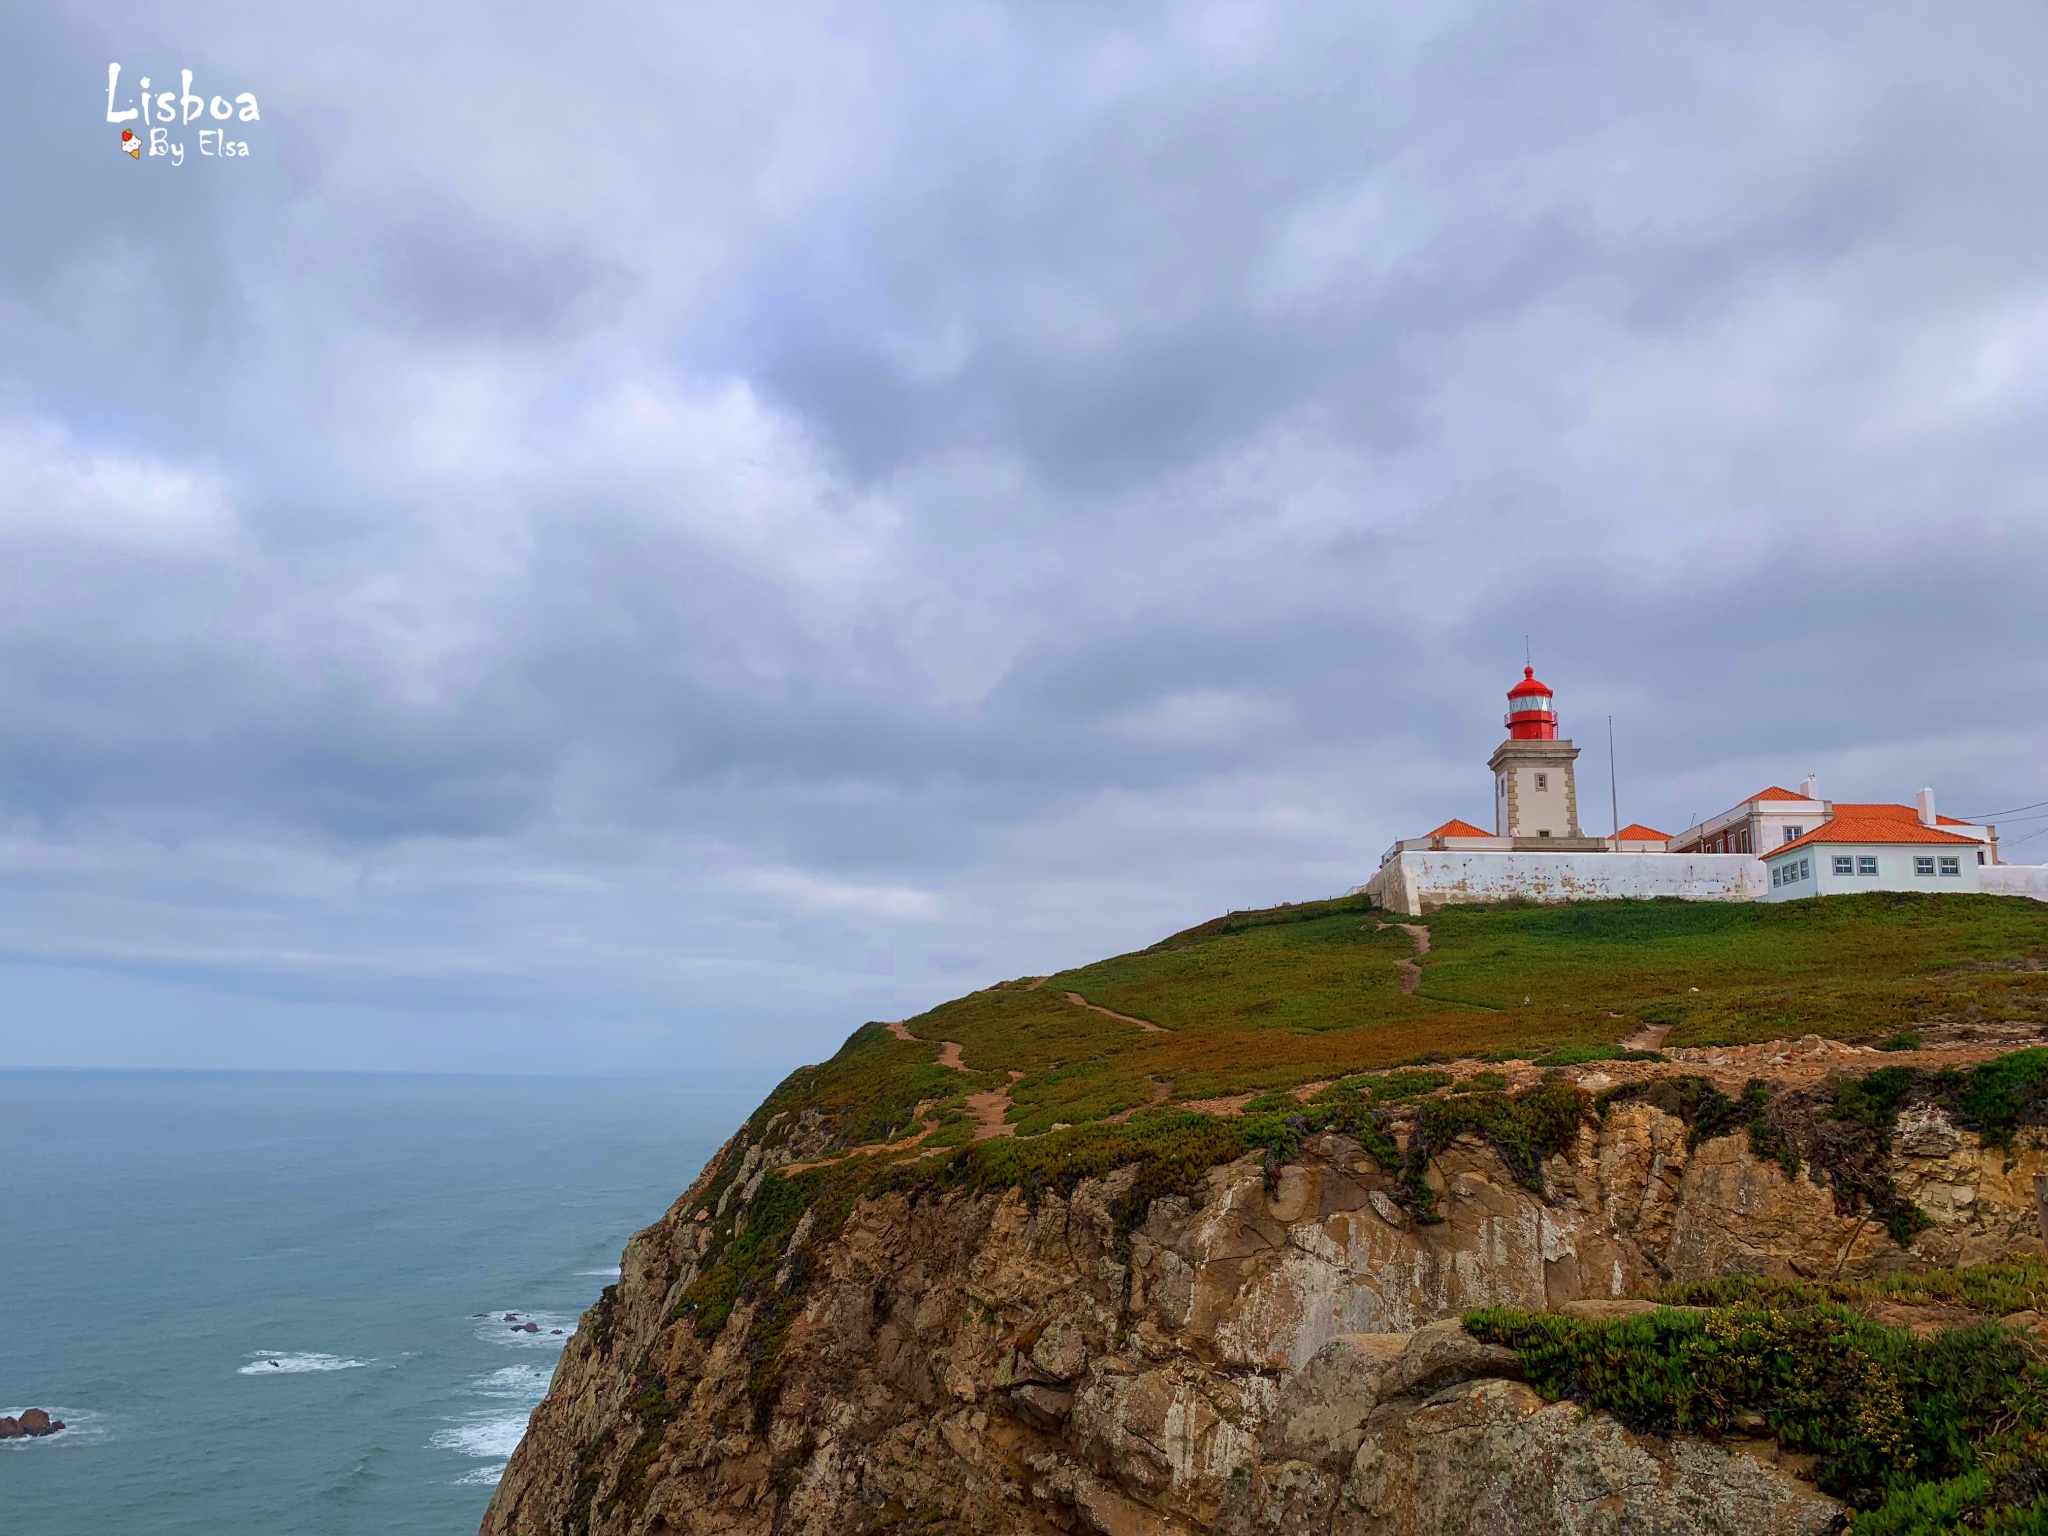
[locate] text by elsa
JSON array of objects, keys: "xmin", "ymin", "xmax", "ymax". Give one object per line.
[{"xmin": 106, "ymin": 64, "xmax": 259, "ymax": 160}]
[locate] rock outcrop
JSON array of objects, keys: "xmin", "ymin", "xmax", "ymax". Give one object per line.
[
  {"xmin": 484, "ymin": 1097, "xmax": 2044, "ymax": 1536},
  {"xmin": 0, "ymin": 1409, "xmax": 65, "ymax": 1439}
]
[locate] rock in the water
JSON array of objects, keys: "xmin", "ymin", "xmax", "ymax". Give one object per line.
[
  {"xmin": 0, "ymin": 1417, "xmax": 18, "ymax": 1439},
  {"xmin": 3, "ymin": 1409, "xmax": 64, "ymax": 1439},
  {"xmin": 522, "ymin": 1322, "xmax": 540, "ymax": 1333}
]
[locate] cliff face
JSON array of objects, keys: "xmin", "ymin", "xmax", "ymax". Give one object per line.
[{"xmin": 483, "ymin": 1093, "xmax": 2046, "ymax": 1536}]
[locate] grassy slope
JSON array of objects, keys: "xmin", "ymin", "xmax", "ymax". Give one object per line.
[
  {"xmin": 757, "ymin": 891, "xmax": 2048, "ymax": 1152},
  {"xmin": 667, "ymin": 895, "xmax": 2048, "ymax": 1533}
]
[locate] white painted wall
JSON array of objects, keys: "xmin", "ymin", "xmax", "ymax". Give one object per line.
[
  {"xmin": 1985, "ymin": 865, "xmax": 2048, "ymax": 902},
  {"xmin": 1361, "ymin": 850, "xmax": 1765, "ymax": 916},
  {"xmin": 1511, "ymin": 763, "xmax": 1573, "ymax": 837}
]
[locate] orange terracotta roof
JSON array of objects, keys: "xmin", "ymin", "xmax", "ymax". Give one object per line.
[
  {"xmin": 1613, "ymin": 823, "xmax": 1669, "ymax": 841},
  {"xmin": 1775, "ymin": 815, "xmax": 1980, "ymax": 854},
  {"xmin": 1425, "ymin": 818, "xmax": 1494, "ymax": 839},
  {"xmin": 1829, "ymin": 802, "xmax": 1981, "ymax": 828},
  {"xmin": 1746, "ymin": 786, "xmax": 1810, "ymax": 804}
]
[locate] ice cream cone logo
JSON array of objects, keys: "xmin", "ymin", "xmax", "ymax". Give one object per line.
[{"xmin": 120, "ymin": 128, "xmax": 141, "ymax": 159}]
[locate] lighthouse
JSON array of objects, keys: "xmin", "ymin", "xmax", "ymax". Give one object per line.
[{"xmin": 1488, "ymin": 667, "xmax": 1592, "ymax": 843}]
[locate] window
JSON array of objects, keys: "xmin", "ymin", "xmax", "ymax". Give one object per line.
[
  {"xmin": 1833, "ymin": 856, "xmax": 1854, "ymax": 875},
  {"xmin": 1535, "ymin": 773, "xmax": 1548, "ymax": 791},
  {"xmin": 1857, "ymin": 856, "xmax": 1878, "ymax": 876},
  {"xmin": 1783, "ymin": 826, "xmax": 1804, "ymax": 843},
  {"xmin": 1915, "ymin": 856, "xmax": 1935, "ymax": 876},
  {"xmin": 1537, "ymin": 829, "xmax": 1552, "ymax": 838},
  {"xmin": 1771, "ymin": 864, "xmax": 1782, "ymax": 888},
  {"xmin": 1978, "ymin": 850, "xmax": 1987, "ymax": 865},
  {"xmin": 1940, "ymin": 857, "xmax": 1961, "ymax": 877},
  {"xmin": 1798, "ymin": 858, "xmax": 1810, "ymax": 881}
]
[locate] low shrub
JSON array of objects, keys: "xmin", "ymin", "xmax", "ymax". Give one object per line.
[
  {"xmin": 1466, "ymin": 1300, "xmax": 2048, "ymax": 1514},
  {"xmin": 1531, "ymin": 1042, "xmax": 1666, "ymax": 1067},
  {"xmin": 1658, "ymin": 1254, "xmax": 2048, "ymax": 1322}
]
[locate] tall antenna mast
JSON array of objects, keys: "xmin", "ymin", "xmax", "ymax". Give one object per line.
[
  {"xmin": 1608, "ymin": 715, "xmax": 1620, "ymax": 843},
  {"xmin": 1524, "ymin": 635, "xmax": 1531, "ymax": 668}
]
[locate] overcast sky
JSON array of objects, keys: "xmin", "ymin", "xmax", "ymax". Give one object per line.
[{"xmin": 2, "ymin": 1, "xmax": 2045, "ymax": 1075}]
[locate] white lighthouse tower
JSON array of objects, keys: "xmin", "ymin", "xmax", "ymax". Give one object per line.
[{"xmin": 1487, "ymin": 667, "xmax": 1598, "ymax": 847}]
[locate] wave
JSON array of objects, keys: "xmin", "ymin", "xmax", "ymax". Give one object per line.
[
  {"xmin": 432, "ymin": 1412, "xmax": 532, "ymax": 1461},
  {"xmin": 577, "ymin": 1268, "xmax": 622, "ymax": 1278},
  {"xmin": 454, "ymin": 1462, "xmax": 508, "ymax": 1486},
  {"xmin": 237, "ymin": 1352, "xmax": 370, "ymax": 1376},
  {"xmin": 472, "ymin": 1364, "xmax": 553, "ymax": 1400}
]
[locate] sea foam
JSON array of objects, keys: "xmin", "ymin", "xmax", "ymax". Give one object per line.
[
  {"xmin": 432, "ymin": 1413, "xmax": 532, "ymax": 1461},
  {"xmin": 237, "ymin": 1352, "xmax": 370, "ymax": 1375},
  {"xmin": 474, "ymin": 1364, "xmax": 554, "ymax": 1399}
]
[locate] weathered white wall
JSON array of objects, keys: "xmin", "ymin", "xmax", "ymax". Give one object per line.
[
  {"xmin": 1984, "ymin": 865, "xmax": 2048, "ymax": 902},
  {"xmin": 1361, "ymin": 850, "xmax": 1766, "ymax": 916}
]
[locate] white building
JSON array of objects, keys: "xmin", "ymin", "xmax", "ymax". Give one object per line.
[
  {"xmin": 1668, "ymin": 783, "xmax": 1827, "ymax": 855},
  {"xmin": 1762, "ymin": 791, "xmax": 1993, "ymax": 901},
  {"xmin": 1363, "ymin": 669, "xmax": 2039, "ymax": 915}
]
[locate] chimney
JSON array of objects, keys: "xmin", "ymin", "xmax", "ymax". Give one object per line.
[
  {"xmin": 1799, "ymin": 774, "xmax": 1819, "ymax": 800},
  {"xmin": 1918, "ymin": 787, "xmax": 1937, "ymax": 828}
]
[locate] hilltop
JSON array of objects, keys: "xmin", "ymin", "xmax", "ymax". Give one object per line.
[
  {"xmin": 758, "ymin": 890, "xmax": 2048, "ymax": 1155},
  {"xmin": 484, "ymin": 891, "xmax": 2048, "ymax": 1536}
]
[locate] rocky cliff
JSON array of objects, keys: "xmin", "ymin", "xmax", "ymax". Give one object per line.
[{"xmin": 483, "ymin": 1049, "xmax": 2048, "ymax": 1536}]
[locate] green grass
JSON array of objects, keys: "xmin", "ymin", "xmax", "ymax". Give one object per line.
[
  {"xmin": 1411, "ymin": 894, "xmax": 2048, "ymax": 1048},
  {"xmin": 744, "ymin": 893, "xmax": 2047, "ymax": 1162}
]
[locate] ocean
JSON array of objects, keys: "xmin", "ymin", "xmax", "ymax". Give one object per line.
[{"xmin": 1, "ymin": 1069, "xmax": 768, "ymax": 1535}]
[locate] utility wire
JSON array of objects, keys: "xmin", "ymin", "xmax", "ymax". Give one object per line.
[{"xmin": 1960, "ymin": 798, "xmax": 2048, "ymax": 820}]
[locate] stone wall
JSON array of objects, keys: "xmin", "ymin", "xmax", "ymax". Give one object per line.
[{"xmin": 1360, "ymin": 850, "xmax": 1765, "ymax": 916}]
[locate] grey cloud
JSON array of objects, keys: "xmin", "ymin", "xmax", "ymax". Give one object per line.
[
  {"xmin": 358, "ymin": 209, "xmax": 629, "ymax": 340},
  {"xmin": 0, "ymin": 0, "xmax": 2044, "ymax": 1071}
]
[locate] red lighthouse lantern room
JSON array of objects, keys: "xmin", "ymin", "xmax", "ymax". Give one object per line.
[{"xmin": 1505, "ymin": 667, "xmax": 1557, "ymax": 740}]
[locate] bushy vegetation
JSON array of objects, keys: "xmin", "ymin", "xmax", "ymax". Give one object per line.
[
  {"xmin": 1469, "ymin": 1268, "xmax": 2048, "ymax": 1530},
  {"xmin": 1658, "ymin": 1255, "xmax": 2048, "ymax": 1321}
]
